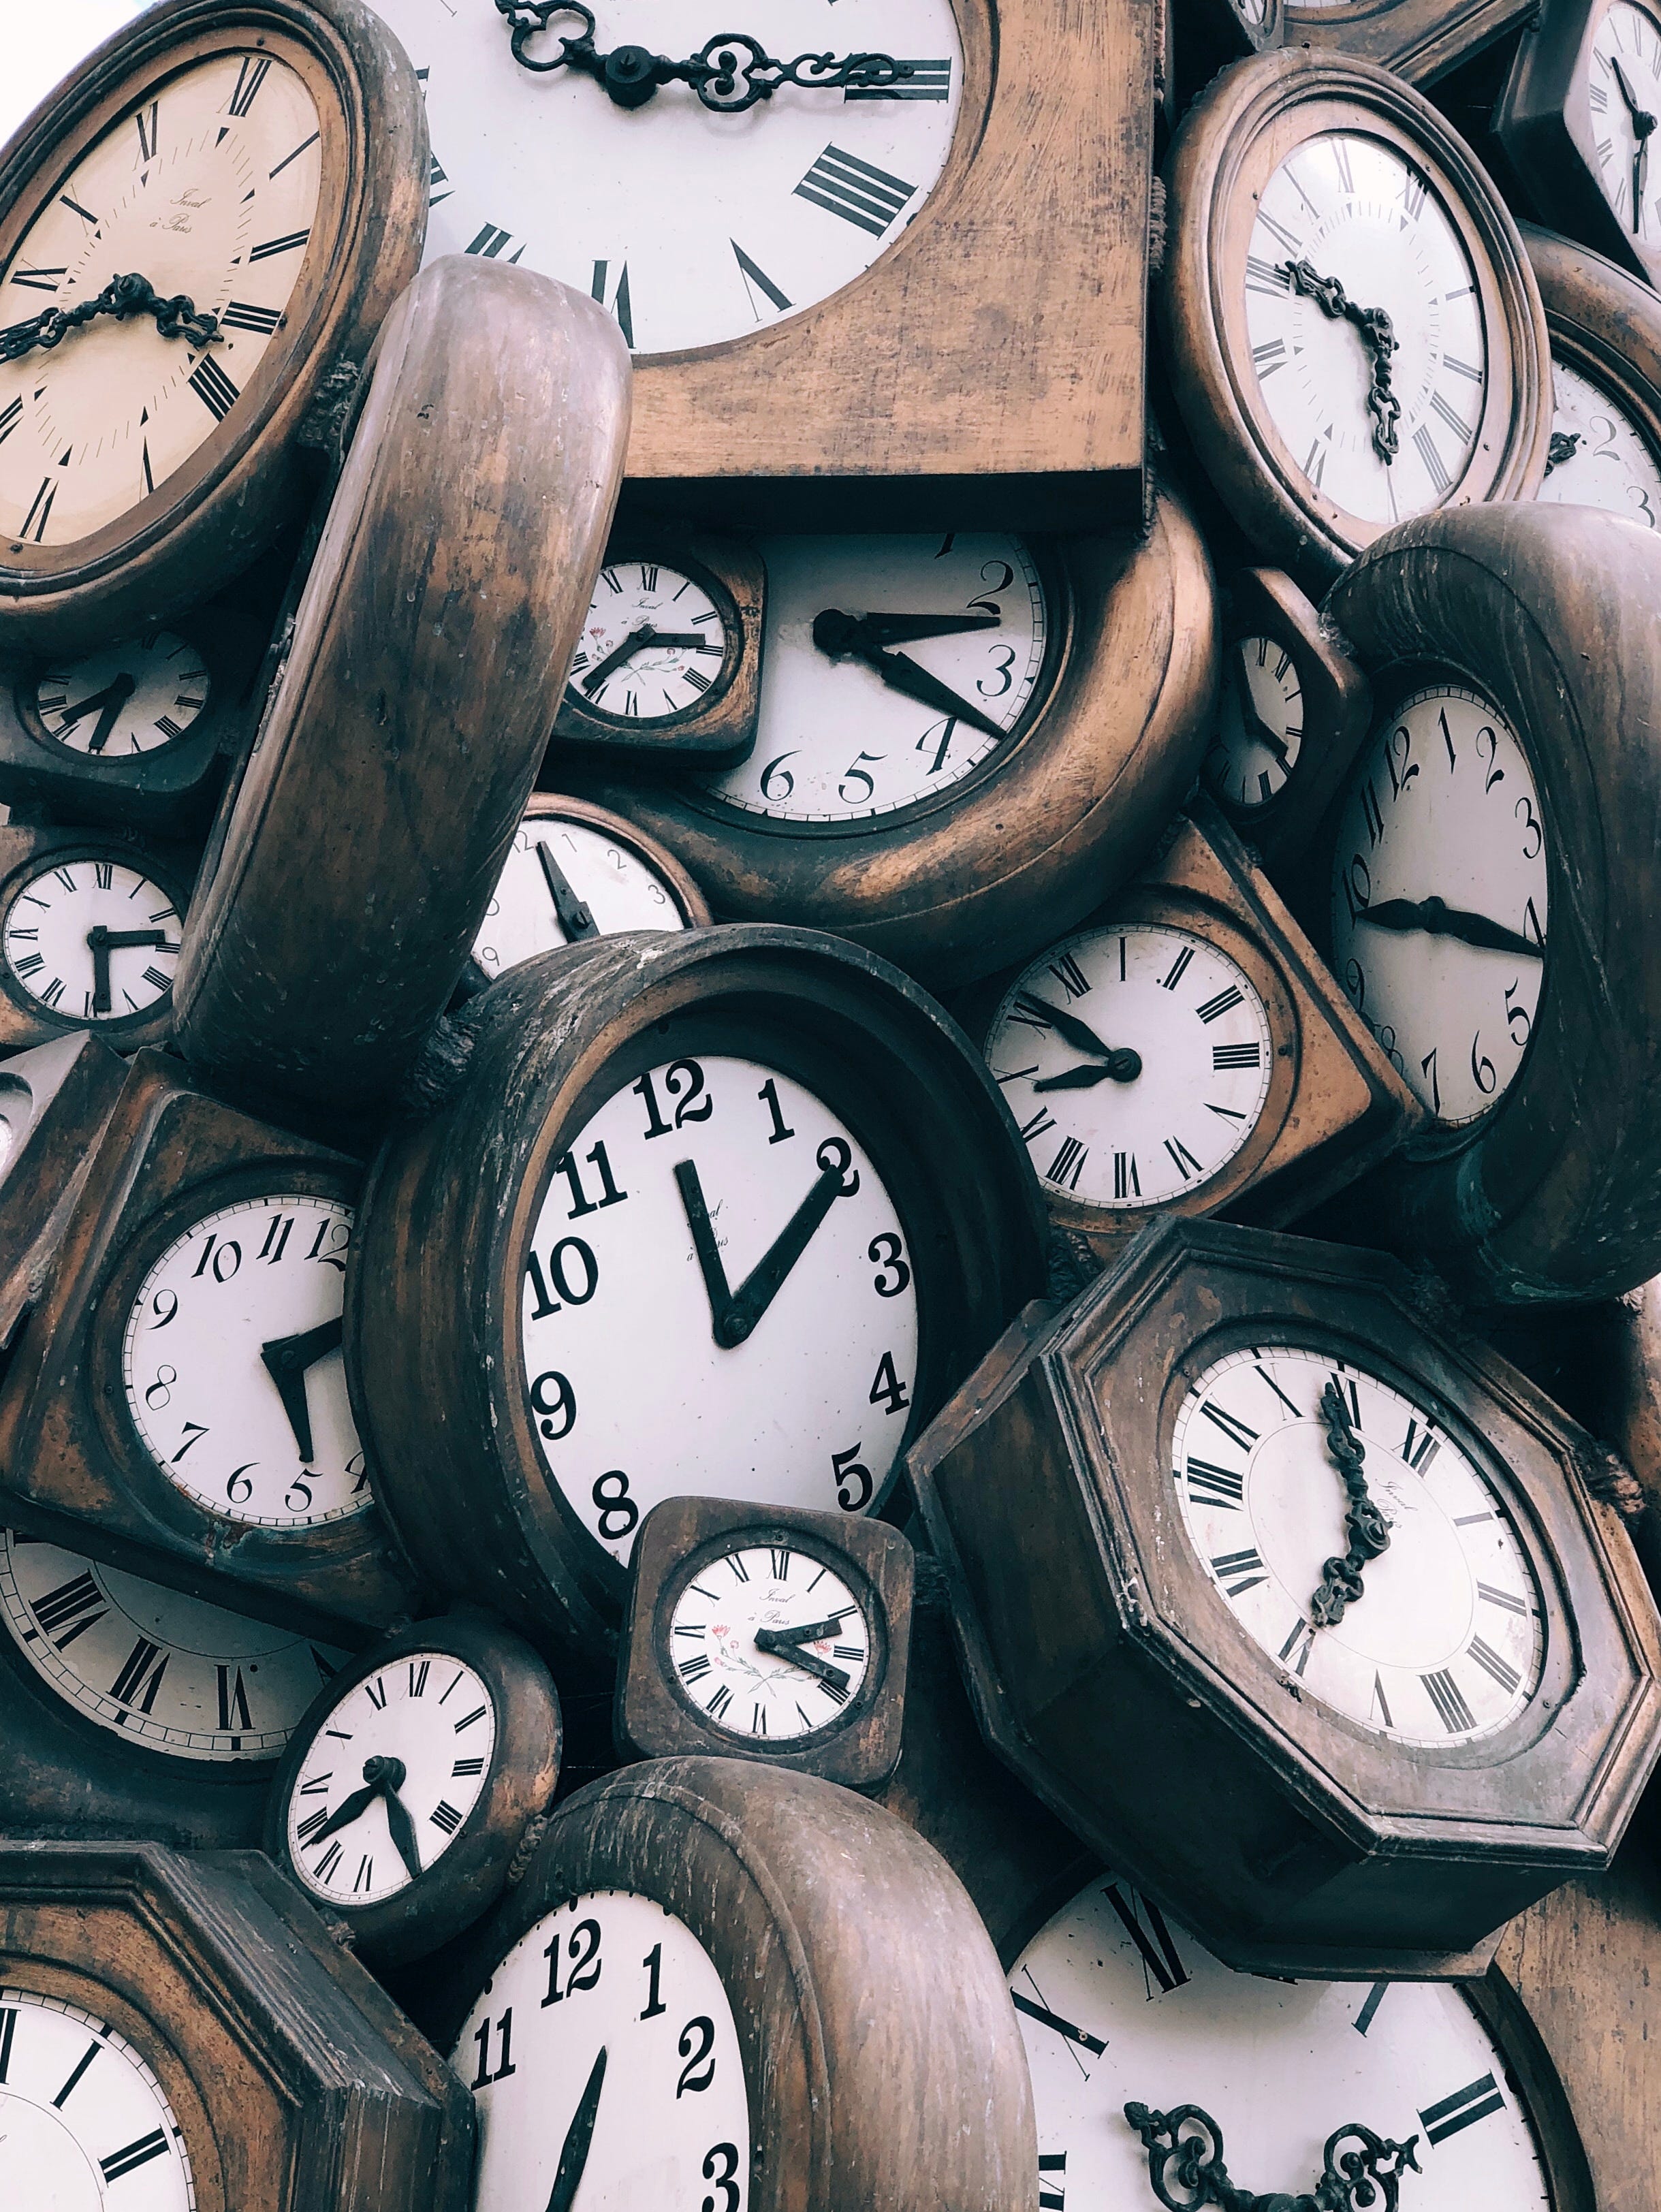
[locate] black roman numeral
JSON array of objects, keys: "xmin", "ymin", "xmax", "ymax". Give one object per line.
[
  {"xmin": 102, "ymin": 2128, "xmax": 170, "ymax": 2181},
  {"xmin": 1419, "ymin": 2073, "xmax": 1504, "ymax": 2146},
  {"xmin": 1047, "ymin": 953, "xmax": 1090, "ymax": 999},
  {"xmin": 0, "ymin": 396, "xmax": 20, "ymax": 443},
  {"xmin": 1160, "ymin": 947, "xmax": 1195, "ymax": 991},
  {"xmin": 1413, "ymin": 423, "xmax": 1451, "ymax": 493},
  {"xmin": 1184, "ymin": 1457, "xmax": 1245, "ymax": 1508},
  {"xmin": 1422, "ymin": 1669, "xmax": 1475, "ymax": 1733},
  {"xmin": 23, "ymin": 478, "xmax": 56, "ymax": 542},
  {"xmin": 430, "ymin": 1798, "xmax": 464, "ymax": 1834},
  {"xmin": 1476, "ymin": 1581, "xmax": 1528, "ymax": 1616},
  {"xmin": 1399, "ymin": 1417, "xmax": 1440, "ymax": 1472},
  {"xmin": 794, "ymin": 144, "xmax": 916, "ymax": 236},
  {"xmin": 1019, "ymin": 1108, "xmax": 1057, "ymax": 1145},
  {"xmin": 1113, "ymin": 1152, "xmax": 1141, "ymax": 1201},
  {"xmin": 110, "ymin": 1637, "xmax": 168, "ymax": 1713},
  {"xmin": 1164, "ymin": 1135, "xmax": 1203, "ymax": 1180},
  {"xmin": 1212, "ymin": 1042, "xmax": 1261, "ymax": 1069},
  {"xmin": 135, "ymin": 102, "xmax": 159, "ymax": 163},
  {"xmin": 10, "ymin": 265, "xmax": 65, "ymax": 293},
  {"xmin": 1045, "ymin": 1136, "xmax": 1088, "ymax": 1191},
  {"xmin": 469, "ymin": 222, "xmax": 526, "ymax": 264},
  {"xmin": 31, "ymin": 1570, "xmax": 108, "ymax": 1647},
  {"xmin": 189, "ymin": 356, "xmax": 240, "ymax": 422},
  {"xmin": 1195, "ymin": 985, "xmax": 1244, "ymax": 1023},
  {"xmin": 227, "ymin": 56, "xmax": 272, "ymax": 116},
  {"xmin": 1279, "ymin": 1619, "xmax": 1315, "ymax": 1675},
  {"xmin": 589, "ymin": 259, "xmax": 634, "ymax": 347},
  {"xmin": 217, "ymin": 1664, "xmax": 253, "ymax": 1731},
  {"xmin": 1211, "ymin": 1547, "xmax": 1269, "ymax": 1598},
  {"xmin": 1039, "ymin": 2151, "xmax": 1066, "ymax": 2210},
  {"xmin": 221, "ymin": 299, "xmax": 281, "ymax": 334},
  {"xmin": 1103, "ymin": 1881, "xmax": 1188, "ymax": 1995},
  {"xmin": 1467, "ymin": 1637, "xmax": 1521, "ymax": 1694},
  {"xmin": 249, "ymin": 230, "xmax": 311, "ymax": 262}
]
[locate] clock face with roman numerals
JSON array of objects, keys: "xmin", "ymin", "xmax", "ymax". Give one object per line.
[
  {"xmin": 1010, "ymin": 1874, "xmax": 1553, "ymax": 2212},
  {"xmin": 0, "ymin": 1987, "xmax": 197, "ymax": 2210},
  {"xmin": 32, "ymin": 630, "xmax": 210, "ymax": 757},
  {"xmin": 0, "ymin": 50, "xmax": 322, "ymax": 548},
  {"xmin": 663, "ymin": 1540, "xmax": 872, "ymax": 1742},
  {"xmin": 1171, "ymin": 1345, "xmax": 1544, "ymax": 1746},
  {"xmin": 0, "ymin": 1528, "xmax": 346, "ymax": 1763},
  {"xmin": 284, "ymin": 1652, "xmax": 496, "ymax": 1909},
  {"xmin": 367, "ymin": 0, "xmax": 961, "ymax": 355},
  {"xmin": 1, "ymin": 853, "xmax": 181, "ymax": 1028}
]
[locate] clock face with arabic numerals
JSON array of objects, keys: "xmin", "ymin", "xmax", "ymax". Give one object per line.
[
  {"xmin": 1536, "ymin": 356, "xmax": 1661, "ymax": 529},
  {"xmin": 1010, "ymin": 1874, "xmax": 1553, "ymax": 2212},
  {"xmin": 368, "ymin": 0, "xmax": 962, "ymax": 356}
]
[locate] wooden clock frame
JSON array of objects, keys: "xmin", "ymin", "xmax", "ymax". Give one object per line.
[
  {"xmin": 617, "ymin": 0, "xmax": 1154, "ymax": 533},
  {"xmin": 1284, "ymin": 0, "xmax": 1538, "ymax": 86},
  {"xmin": 1524, "ymin": 221, "xmax": 1661, "ymax": 509},
  {"xmin": 908, "ymin": 1218, "xmax": 1661, "ymax": 1980},
  {"xmin": 0, "ymin": 0, "xmax": 428, "ymax": 658},
  {"xmin": 0, "ymin": 1032, "xmax": 125, "ymax": 1348},
  {"xmin": 0, "ymin": 1048, "xmax": 424, "ymax": 1639},
  {"xmin": 0, "ymin": 1839, "xmax": 475, "ymax": 2212}
]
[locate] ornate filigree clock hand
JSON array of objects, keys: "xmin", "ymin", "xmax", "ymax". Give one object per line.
[
  {"xmin": 535, "ymin": 840, "xmax": 599, "ymax": 941},
  {"xmin": 0, "ymin": 271, "xmax": 222, "ymax": 366},
  {"xmin": 1013, "ymin": 992, "xmax": 1143, "ymax": 1080},
  {"xmin": 1545, "ymin": 428, "xmax": 1583, "ymax": 475},
  {"xmin": 810, "ymin": 609, "xmax": 1012, "ymax": 742},
  {"xmin": 1124, "ymin": 2100, "xmax": 1420, "ymax": 2212},
  {"xmin": 84, "ymin": 926, "xmax": 172, "ymax": 1015},
  {"xmin": 259, "ymin": 1315, "xmax": 346, "ymax": 1464},
  {"xmin": 1309, "ymin": 1380, "xmax": 1393, "ymax": 1629},
  {"xmin": 1357, "ymin": 894, "xmax": 1544, "ymax": 960},
  {"xmin": 1276, "ymin": 259, "xmax": 1402, "ymax": 463},
  {"xmin": 495, "ymin": 1, "xmax": 912, "ymax": 110},
  {"xmin": 675, "ymin": 1138, "xmax": 858, "ymax": 1349},
  {"xmin": 547, "ymin": 2047, "xmax": 607, "ymax": 2212}
]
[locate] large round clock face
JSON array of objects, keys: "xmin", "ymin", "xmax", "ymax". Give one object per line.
[
  {"xmin": 33, "ymin": 631, "xmax": 210, "ymax": 757},
  {"xmin": 0, "ymin": 1987, "xmax": 197, "ymax": 2211},
  {"xmin": 1, "ymin": 856, "xmax": 181, "ymax": 1026},
  {"xmin": 457, "ymin": 1890, "xmax": 750, "ymax": 2211},
  {"xmin": 0, "ymin": 51, "xmax": 322, "ymax": 548},
  {"xmin": 984, "ymin": 925, "xmax": 1274, "ymax": 1211},
  {"xmin": 568, "ymin": 558, "xmax": 731, "ymax": 725},
  {"xmin": 285, "ymin": 1653, "xmax": 496, "ymax": 1909},
  {"xmin": 370, "ymin": 0, "xmax": 961, "ymax": 356},
  {"xmin": 1171, "ymin": 1345, "xmax": 1545, "ymax": 1746},
  {"xmin": 121, "ymin": 1192, "xmax": 370, "ymax": 1530},
  {"xmin": 699, "ymin": 533, "xmax": 1049, "ymax": 825},
  {"xmin": 1203, "ymin": 634, "xmax": 1306, "ymax": 810},
  {"xmin": 1537, "ymin": 356, "xmax": 1661, "ymax": 528},
  {"xmin": 1244, "ymin": 131, "xmax": 1489, "ymax": 525},
  {"xmin": 665, "ymin": 1540, "xmax": 872, "ymax": 1741},
  {"xmin": 1590, "ymin": 3, "xmax": 1661, "ymax": 248},
  {"xmin": 1329, "ymin": 683, "xmax": 1548, "ymax": 1130},
  {"xmin": 521, "ymin": 1055, "xmax": 919, "ymax": 1562},
  {"xmin": 1011, "ymin": 1876, "xmax": 1553, "ymax": 2212},
  {"xmin": 1, "ymin": 1529, "xmax": 346, "ymax": 1762},
  {"xmin": 473, "ymin": 814, "xmax": 691, "ymax": 979}
]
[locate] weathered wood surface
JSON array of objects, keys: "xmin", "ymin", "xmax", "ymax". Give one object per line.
[{"xmin": 1286, "ymin": 0, "xmax": 1536, "ymax": 86}]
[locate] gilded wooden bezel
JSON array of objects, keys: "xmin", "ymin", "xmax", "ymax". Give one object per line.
[
  {"xmin": 0, "ymin": 0, "xmax": 427, "ymax": 655},
  {"xmin": 1523, "ymin": 221, "xmax": 1661, "ymax": 522},
  {"xmin": 1285, "ymin": 0, "xmax": 1537, "ymax": 84},
  {"xmin": 1160, "ymin": 50, "xmax": 1550, "ymax": 594}
]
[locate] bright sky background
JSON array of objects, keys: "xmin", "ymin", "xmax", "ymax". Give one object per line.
[{"xmin": 2, "ymin": 3, "xmax": 151, "ymax": 147}]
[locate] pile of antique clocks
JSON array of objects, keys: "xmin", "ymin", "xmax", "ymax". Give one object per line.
[{"xmin": 9, "ymin": 0, "xmax": 1661, "ymax": 2206}]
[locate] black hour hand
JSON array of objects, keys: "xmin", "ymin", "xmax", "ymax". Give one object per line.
[
  {"xmin": 676, "ymin": 1143, "xmax": 855, "ymax": 1349},
  {"xmin": 259, "ymin": 1315, "xmax": 345, "ymax": 1464},
  {"xmin": 547, "ymin": 2047, "xmax": 608, "ymax": 2212},
  {"xmin": 752, "ymin": 1618, "xmax": 853, "ymax": 1694}
]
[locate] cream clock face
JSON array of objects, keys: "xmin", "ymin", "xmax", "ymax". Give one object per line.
[
  {"xmin": 667, "ymin": 1541, "xmax": 872, "ymax": 1741},
  {"xmin": 1590, "ymin": 2, "xmax": 1661, "ymax": 247},
  {"xmin": 0, "ymin": 1987, "xmax": 197, "ymax": 2211},
  {"xmin": 1203, "ymin": 634, "xmax": 1305, "ymax": 810},
  {"xmin": 569, "ymin": 559, "xmax": 729, "ymax": 723},
  {"xmin": 285, "ymin": 1654, "xmax": 496, "ymax": 1908},
  {"xmin": 473, "ymin": 815, "xmax": 690, "ymax": 979},
  {"xmin": 121, "ymin": 1193, "xmax": 370, "ymax": 1530},
  {"xmin": 33, "ymin": 631, "xmax": 210, "ymax": 756},
  {"xmin": 1329, "ymin": 684, "xmax": 1548, "ymax": 1129},
  {"xmin": 1, "ymin": 1529, "xmax": 345, "ymax": 1762},
  {"xmin": 0, "ymin": 51, "xmax": 321, "ymax": 546},
  {"xmin": 458, "ymin": 1890, "xmax": 750, "ymax": 2211},
  {"xmin": 1, "ymin": 857, "xmax": 180, "ymax": 1024},
  {"xmin": 1537, "ymin": 355, "xmax": 1661, "ymax": 528},
  {"xmin": 1172, "ymin": 1345, "xmax": 1544, "ymax": 1745},
  {"xmin": 1244, "ymin": 131, "xmax": 1489, "ymax": 524},
  {"xmin": 368, "ymin": 0, "xmax": 961, "ymax": 355},
  {"xmin": 522, "ymin": 1056, "xmax": 919, "ymax": 1563},
  {"xmin": 700, "ymin": 533, "xmax": 1048, "ymax": 824},
  {"xmin": 984, "ymin": 925, "xmax": 1274, "ymax": 1210},
  {"xmin": 1011, "ymin": 1876, "xmax": 1553, "ymax": 2212}
]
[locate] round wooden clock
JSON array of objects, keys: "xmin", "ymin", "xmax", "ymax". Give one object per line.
[
  {"xmin": 347, "ymin": 925, "xmax": 1045, "ymax": 1664},
  {"xmin": 571, "ymin": 492, "xmax": 1218, "ymax": 986},
  {"xmin": 1160, "ymin": 49, "xmax": 1550, "ymax": 593},
  {"xmin": 428, "ymin": 1757, "xmax": 1035, "ymax": 2212},
  {"xmin": 1318, "ymin": 499, "xmax": 1661, "ymax": 1304},
  {"xmin": 0, "ymin": 0, "xmax": 428, "ymax": 656},
  {"xmin": 1523, "ymin": 223, "xmax": 1661, "ymax": 533}
]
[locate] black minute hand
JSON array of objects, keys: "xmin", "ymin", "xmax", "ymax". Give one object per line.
[
  {"xmin": 259, "ymin": 1315, "xmax": 345, "ymax": 1464},
  {"xmin": 676, "ymin": 1145, "xmax": 853, "ymax": 1349},
  {"xmin": 547, "ymin": 2048, "xmax": 607, "ymax": 2212},
  {"xmin": 1357, "ymin": 894, "xmax": 1543, "ymax": 961}
]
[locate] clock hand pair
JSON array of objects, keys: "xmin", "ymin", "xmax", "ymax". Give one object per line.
[
  {"xmin": 0, "ymin": 270, "xmax": 222, "ymax": 366},
  {"xmin": 1609, "ymin": 57, "xmax": 1656, "ymax": 235},
  {"xmin": 578, "ymin": 624, "xmax": 712, "ymax": 696},
  {"xmin": 304, "ymin": 1754, "xmax": 424, "ymax": 1882},
  {"xmin": 1124, "ymin": 2100, "xmax": 1420, "ymax": 2212},
  {"xmin": 1229, "ymin": 653, "xmax": 1294, "ymax": 770},
  {"xmin": 1032, "ymin": 1060, "xmax": 1141, "ymax": 1094},
  {"xmin": 1276, "ymin": 258, "xmax": 1402, "ymax": 464},
  {"xmin": 676, "ymin": 1138, "xmax": 856, "ymax": 1350},
  {"xmin": 535, "ymin": 840, "xmax": 599, "ymax": 942},
  {"xmin": 546, "ymin": 2048, "xmax": 607, "ymax": 2212},
  {"xmin": 752, "ymin": 1611, "xmax": 857, "ymax": 1694},
  {"xmin": 259, "ymin": 1314, "xmax": 345, "ymax": 1464},
  {"xmin": 1356, "ymin": 894, "xmax": 1544, "ymax": 962},
  {"xmin": 52, "ymin": 672, "xmax": 138, "ymax": 753},
  {"xmin": 83, "ymin": 925, "xmax": 173, "ymax": 1015},
  {"xmin": 811, "ymin": 608, "xmax": 1011, "ymax": 742},
  {"xmin": 1308, "ymin": 1380, "xmax": 1393, "ymax": 1630},
  {"xmin": 1014, "ymin": 992, "xmax": 1144, "ymax": 1084}
]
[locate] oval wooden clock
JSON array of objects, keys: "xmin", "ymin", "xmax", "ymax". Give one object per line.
[
  {"xmin": 1316, "ymin": 499, "xmax": 1661, "ymax": 1304},
  {"xmin": 571, "ymin": 491, "xmax": 1218, "ymax": 987},
  {"xmin": 0, "ymin": 0, "xmax": 428, "ymax": 656},
  {"xmin": 1160, "ymin": 49, "xmax": 1550, "ymax": 594},
  {"xmin": 423, "ymin": 1757, "xmax": 1037, "ymax": 2212},
  {"xmin": 347, "ymin": 925, "xmax": 1045, "ymax": 1665},
  {"xmin": 1523, "ymin": 222, "xmax": 1661, "ymax": 531}
]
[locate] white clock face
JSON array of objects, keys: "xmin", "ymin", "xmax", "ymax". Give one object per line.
[
  {"xmin": 522, "ymin": 1055, "xmax": 919, "ymax": 1562},
  {"xmin": 1244, "ymin": 131, "xmax": 1489, "ymax": 524},
  {"xmin": 569, "ymin": 559, "xmax": 729, "ymax": 723},
  {"xmin": 984, "ymin": 926, "xmax": 1274, "ymax": 1211},
  {"xmin": 1011, "ymin": 1876, "xmax": 1553, "ymax": 2212},
  {"xmin": 0, "ymin": 1987, "xmax": 197, "ymax": 2212},
  {"xmin": 33, "ymin": 631, "xmax": 210, "ymax": 756},
  {"xmin": 473, "ymin": 814, "xmax": 691, "ymax": 980},
  {"xmin": 699, "ymin": 534, "xmax": 1047, "ymax": 823},
  {"xmin": 1330, "ymin": 684, "xmax": 1548, "ymax": 1129},
  {"xmin": 1203, "ymin": 634, "xmax": 1306, "ymax": 810},
  {"xmin": 286, "ymin": 1653, "xmax": 496, "ymax": 1908},
  {"xmin": 1537, "ymin": 355, "xmax": 1661, "ymax": 528},
  {"xmin": 1, "ymin": 1529, "xmax": 346, "ymax": 1761},
  {"xmin": 1172, "ymin": 1345, "xmax": 1544, "ymax": 1745},
  {"xmin": 121, "ymin": 1193, "xmax": 370, "ymax": 1530},
  {"xmin": 1, "ymin": 856, "xmax": 180, "ymax": 1024},
  {"xmin": 369, "ymin": 0, "xmax": 960, "ymax": 356},
  {"xmin": 0, "ymin": 52, "xmax": 321, "ymax": 546},
  {"xmin": 458, "ymin": 1890, "xmax": 750, "ymax": 2212},
  {"xmin": 1590, "ymin": 3, "xmax": 1661, "ymax": 247},
  {"xmin": 667, "ymin": 1541, "xmax": 871, "ymax": 1741}
]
